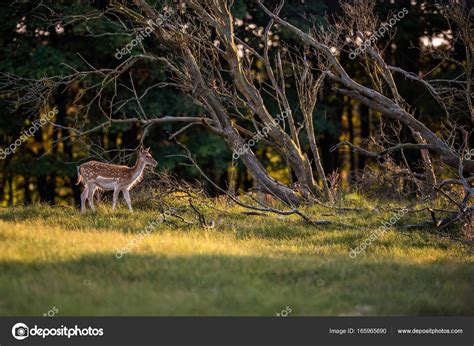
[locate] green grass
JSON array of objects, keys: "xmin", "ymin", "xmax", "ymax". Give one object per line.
[{"xmin": 0, "ymin": 196, "xmax": 472, "ymax": 316}]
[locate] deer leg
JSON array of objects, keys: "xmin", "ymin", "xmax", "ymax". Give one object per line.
[
  {"xmin": 123, "ymin": 189, "xmax": 133, "ymax": 211},
  {"xmin": 88, "ymin": 185, "xmax": 97, "ymax": 211},
  {"xmin": 112, "ymin": 188, "xmax": 120, "ymax": 211},
  {"xmin": 80, "ymin": 186, "xmax": 89, "ymax": 214}
]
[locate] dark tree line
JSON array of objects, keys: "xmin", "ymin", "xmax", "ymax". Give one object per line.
[{"xmin": 0, "ymin": 0, "xmax": 472, "ymax": 209}]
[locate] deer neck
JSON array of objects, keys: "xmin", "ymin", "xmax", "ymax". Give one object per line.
[{"xmin": 130, "ymin": 158, "xmax": 147, "ymax": 182}]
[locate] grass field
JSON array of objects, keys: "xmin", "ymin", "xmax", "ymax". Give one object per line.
[{"xmin": 0, "ymin": 195, "xmax": 472, "ymax": 316}]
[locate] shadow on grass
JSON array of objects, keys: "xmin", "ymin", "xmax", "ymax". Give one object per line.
[{"xmin": 0, "ymin": 253, "xmax": 472, "ymax": 316}]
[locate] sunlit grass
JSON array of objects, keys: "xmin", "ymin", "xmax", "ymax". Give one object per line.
[{"xmin": 0, "ymin": 199, "xmax": 472, "ymax": 316}]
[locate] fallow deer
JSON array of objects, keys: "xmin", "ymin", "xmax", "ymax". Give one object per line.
[{"xmin": 77, "ymin": 146, "xmax": 157, "ymax": 213}]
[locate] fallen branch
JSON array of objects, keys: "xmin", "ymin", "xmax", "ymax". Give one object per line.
[
  {"xmin": 438, "ymin": 176, "xmax": 474, "ymax": 188},
  {"xmin": 188, "ymin": 199, "xmax": 214, "ymax": 229},
  {"xmin": 174, "ymin": 140, "xmax": 358, "ymax": 228}
]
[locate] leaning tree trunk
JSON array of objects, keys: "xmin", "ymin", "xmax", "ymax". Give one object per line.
[
  {"xmin": 411, "ymin": 130, "xmax": 437, "ymax": 187},
  {"xmin": 305, "ymin": 111, "xmax": 332, "ymax": 202},
  {"xmin": 259, "ymin": 5, "xmax": 474, "ymax": 173},
  {"xmin": 181, "ymin": 46, "xmax": 303, "ymax": 204},
  {"xmin": 214, "ymin": 6, "xmax": 318, "ymax": 196}
]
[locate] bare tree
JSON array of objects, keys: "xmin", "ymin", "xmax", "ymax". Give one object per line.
[
  {"xmin": 256, "ymin": 0, "xmax": 472, "ymax": 173},
  {"xmin": 1, "ymin": 0, "xmax": 472, "ymax": 209}
]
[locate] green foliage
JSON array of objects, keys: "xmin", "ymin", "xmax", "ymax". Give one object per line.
[{"xmin": 230, "ymin": 0, "xmax": 248, "ymax": 18}]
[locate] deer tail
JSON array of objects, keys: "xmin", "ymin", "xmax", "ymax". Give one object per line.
[{"xmin": 76, "ymin": 166, "xmax": 83, "ymax": 185}]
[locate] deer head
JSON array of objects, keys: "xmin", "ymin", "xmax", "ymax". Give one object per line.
[{"xmin": 139, "ymin": 146, "xmax": 158, "ymax": 167}]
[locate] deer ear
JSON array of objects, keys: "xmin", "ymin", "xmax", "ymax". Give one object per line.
[
  {"xmin": 139, "ymin": 145, "xmax": 144, "ymax": 153},
  {"xmin": 146, "ymin": 147, "xmax": 151, "ymax": 152}
]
